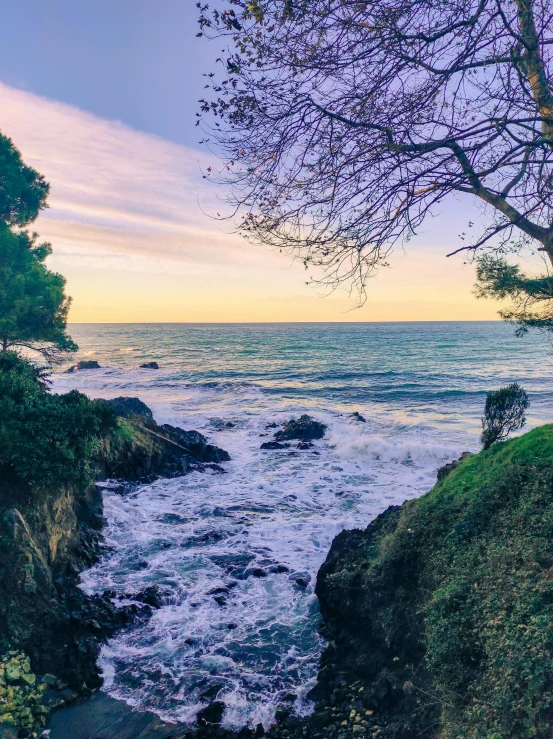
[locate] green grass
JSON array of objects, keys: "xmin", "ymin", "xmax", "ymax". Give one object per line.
[{"xmin": 363, "ymin": 425, "xmax": 553, "ymax": 738}]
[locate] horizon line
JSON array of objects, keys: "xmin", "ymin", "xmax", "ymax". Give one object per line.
[{"xmin": 67, "ymin": 319, "xmax": 503, "ymax": 325}]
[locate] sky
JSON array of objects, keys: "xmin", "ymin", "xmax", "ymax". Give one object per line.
[{"xmin": 0, "ymin": 1, "xmax": 503, "ymax": 322}]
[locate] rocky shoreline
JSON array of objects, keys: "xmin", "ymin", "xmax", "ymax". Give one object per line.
[
  {"xmin": 0, "ymin": 398, "xmax": 230, "ymax": 738},
  {"xmin": 4, "ymin": 405, "xmax": 553, "ymax": 739}
]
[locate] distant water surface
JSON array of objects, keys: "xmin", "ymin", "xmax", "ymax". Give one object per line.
[{"xmin": 51, "ymin": 322, "xmax": 553, "ymax": 728}]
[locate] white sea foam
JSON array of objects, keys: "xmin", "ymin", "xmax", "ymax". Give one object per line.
[
  {"xmin": 51, "ymin": 321, "xmax": 534, "ymax": 729},
  {"xmin": 65, "ymin": 375, "xmax": 465, "ymax": 729}
]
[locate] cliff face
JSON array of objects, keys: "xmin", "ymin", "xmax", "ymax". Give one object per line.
[
  {"xmin": 0, "ymin": 402, "xmax": 230, "ymax": 737},
  {"xmin": 308, "ymin": 425, "xmax": 553, "ymax": 739},
  {"xmin": 0, "ymin": 473, "xmax": 104, "ymax": 688}
]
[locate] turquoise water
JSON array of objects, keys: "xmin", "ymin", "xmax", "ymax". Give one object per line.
[{"xmin": 51, "ymin": 322, "xmax": 553, "ymax": 728}]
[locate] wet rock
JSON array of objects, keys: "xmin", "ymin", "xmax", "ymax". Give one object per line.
[
  {"xmin": 132, "ymin": 585, "xmax": 163, "ymax": 609},
  {"xmin": 160, "ymin": 425, "xmax": 231, "ymax": 463},
  {"xmin": 197, "ymin": 700, "xmax": 226, "ymax": 726},
  {"xmin": 260, "ymin": 441, "xmax": 290, "ymax": 450},
  {"xmin": 351, "ymin": 411, "xmax": 366, "ymax": 423},
  {"xmin": 208, "ymin": 586, "xmax": 231, "ymax": 596},
  {"xmin": 296, "ymin": 441, "xmax": 313, "ymax": 450},
  {"xmin": 265, "ymin": 422, "xmax": 279, "ymax": 429},
  {"xmin": 244, "ymin": 567, "xmax": 267, "ymax": 578},
  {"xmin": 139, "ymin": 361, "xmax": 159, "ymax": 369},
  {"xmin": 269, "ymin": 564, "xmax": 290, "ymax": 574},
  {"xmin": 65, "ymin": 360, "xmax": 101, "ymax": 373},
  {"xmin": 275, "ymin": 415, "xmax": 327, "ymax": 442},
  {"xmin": 437, "ymin": 451, "xmax": 473, "ymax": 481},
  {"xmin": 289, "ymin": 572, "xmax": 311, "ymax": 589},
  {"xmin": 210, "ymin": 419, "xmax": 236, "ymax": 430}
]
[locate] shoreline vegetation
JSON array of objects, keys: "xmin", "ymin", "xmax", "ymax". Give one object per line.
[{"xmin": 2, "ymin": 352, "xmax": 553, "ymax": 738}]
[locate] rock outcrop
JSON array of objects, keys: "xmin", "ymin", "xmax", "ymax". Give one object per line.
[
  {"xmin": 65, "ymin": 360, "xmax": 101, "ymax": 373},
  {"xmin": 275, "ymin": 414, "xmax": 327, "ymax": 442},
  {"xmin": 0, "ymin": 398, "xmax": 230, "ymax": 737}
]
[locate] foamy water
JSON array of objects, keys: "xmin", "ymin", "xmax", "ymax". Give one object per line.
[{"xmin": 51, "ymin": 322, "xmax": 553, "ymax": 729}]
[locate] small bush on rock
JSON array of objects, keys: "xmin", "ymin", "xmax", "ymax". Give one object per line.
[{"xmin": 481, "ymin": 382, "xmax": 529, "ymax": 450}]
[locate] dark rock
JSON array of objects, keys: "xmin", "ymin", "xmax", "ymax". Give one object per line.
[
  {"xmin": 104, "ymin": 396, "xmax": 154, "ymax": 420},
  {"xmin": 269, "ymin": 564, "xmax": 290, "ymax": 574},
  {"xmin": 139, "ymin": 361, "xmax": 159, "ymax": 369},
  {"xmin": 133, "ymin": 585, "xmax": 163, "ymax": 609},
  {"xmin": 265, "ymin": 422, "xmax": 279, "ymax": 429},
  {"xmin": 351, "ymin": 411, "xmax": 367, "ymax": 423},
  {"xmin": 289, "ymin": 572, "xmax": 311, "ymax": 589},
  {"xmin": 197, "ymin": 700, "xmax": 226, "ymax": 726},
  {"xmin": 275, "ymin": 414, "xmax": 327, "ymax": 442},
  {"xmin": 296, "ymin": 441, "xmax": 312, "ymax": 450},
  {"xmin": 437, "ymin": 451, "xmax": 473, "ymax": 481},
  {"xmin": 65, "ymin": 359, "xmax": 101, "ymax": 373},
  {"xmin": 210, "ymin": 419, "xmax": 235, "ymax": 431},
  {"xmin": 260, "ymin": 441, "xmax": 290, "ymax": 450},
  {"xmin": 207, "ymin": 586, "xmax": 231, "ymax": 596},
  {"xmin": 160, "ymin": 424, "xmax": 231, "ymax": 463},
  {"xmin": 244, "ymin": 567, "xmax": 267, "ymax": 578}
]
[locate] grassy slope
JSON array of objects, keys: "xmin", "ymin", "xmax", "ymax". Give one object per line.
[{"xmin": 349, "ymin": 425, "xmax": 553, "ymax": 738}]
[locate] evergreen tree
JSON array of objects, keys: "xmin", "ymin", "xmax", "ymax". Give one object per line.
[{"xmin": 0, "ymin": 133, "xmax": 76, "ymax": 359}]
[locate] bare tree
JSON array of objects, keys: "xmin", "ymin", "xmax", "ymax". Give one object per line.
[{"xmin": 198, "ymin": 0, "xmax": 553, "ymax": 298}]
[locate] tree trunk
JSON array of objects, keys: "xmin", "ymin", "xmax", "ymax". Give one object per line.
[{"xmin": 514, "ymin": 0, "xmax": 553, "ymax": 147}]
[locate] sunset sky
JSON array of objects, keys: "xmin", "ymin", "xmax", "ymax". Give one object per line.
[{"xmin": 0, "ymin": 1, "xmax": 507, "ymax": 322}]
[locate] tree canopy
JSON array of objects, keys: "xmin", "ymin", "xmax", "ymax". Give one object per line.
[
  {"xmin": 199, "ymin": 0, "xmax": 553, "ymax": 309},
  {"xmin": 0, "ymin": 352, "xmax": 115, "ymax": 488},
  {"xmin": 0, "ymin": 133, "xmax": 49, "ymax": 227},
  {"xmin": 0, "ymin": 132, "xmax": 76, "ymax": 358}
]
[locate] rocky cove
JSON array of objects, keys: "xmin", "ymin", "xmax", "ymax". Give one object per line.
[{"xmin": 3, "ymin": 390, "xmax": 553, "ymax": 739}]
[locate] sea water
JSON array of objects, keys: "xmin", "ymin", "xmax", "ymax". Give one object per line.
[{"xmin": 51, "ymin": 322, "xmax": 553, "ymax": 729}]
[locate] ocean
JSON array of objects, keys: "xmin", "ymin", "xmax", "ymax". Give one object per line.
[{"xmin": 51, "ymin": 322, "xmax": 553, "ymax": 729}]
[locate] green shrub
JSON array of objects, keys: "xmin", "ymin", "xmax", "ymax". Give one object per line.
[
  {"xmin": 0, "ymin": 353, "xmax": 115, "ymax": 488},
  {"xmin": 481, "ymin": 382, "xmax": 529, "ymax": 449}
]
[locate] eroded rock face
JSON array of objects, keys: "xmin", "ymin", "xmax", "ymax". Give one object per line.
[
  {"xmin": 0, "ymin": 474, "xmax": 105, "ymax": 689},
  {"xmin": 0, "ymin": 396, "xmax": 231, "ymax": 733},
  {"xmin": 95, "ymin": 399, "xmax": 230, "ymax": 481},
  {"xmin": 311, "ymin": 505, "xmax": 437, "ymax": 738}
]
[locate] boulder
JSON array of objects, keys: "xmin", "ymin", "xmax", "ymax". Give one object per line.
[
  {"xmin": 197, "ymin": 701, "xmax": 225, "ymax": 727},
  {"xmin": 275, "ymin": 414, "xmax": 327, "ymax": 442},
  {"xmin": 351, "ymin": 411, "xmax": 367, "ymax": 423},
  {"xmin": 260, "ymin": 441, "xmax": 290, "ymax": 450},
  {"xmin": 139, "ymin": 362, "xmax": 159, "ymax": 369},
  {"xmin": 65, "ymin": 360, "xmax": 101, "ymax": 373}
]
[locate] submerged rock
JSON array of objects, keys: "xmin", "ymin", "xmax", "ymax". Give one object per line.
[
  {"xmin": 275, "ymin": 414, "xmax": 327, "ymax": 442},
  {"xmin": 351, "ymin": 411, "xmax": 366, "ymax": 423},
  {"xmin": 260, "ymin": 441, "xmax": 290, "ymax": 450},
  {"xmin": 139, "ymin": 361, "xmax": 159, "ymax": 369}
]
